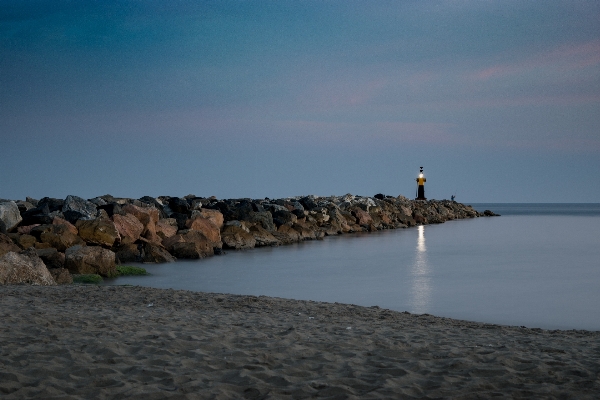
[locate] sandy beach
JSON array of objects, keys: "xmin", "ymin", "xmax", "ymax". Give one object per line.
[{"xmin": 1, "ymin": 285, "xmax": 598, "ymax": 399}]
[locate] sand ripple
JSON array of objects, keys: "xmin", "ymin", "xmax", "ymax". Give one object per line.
[{"xmin": 0, "ymin": 285, "xmax": 598, "ymax": 399}]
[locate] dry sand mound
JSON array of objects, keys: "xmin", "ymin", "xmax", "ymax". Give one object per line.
[{"xmin": 0, "ymin": 285, "xmax": 598, "ymax": 399}]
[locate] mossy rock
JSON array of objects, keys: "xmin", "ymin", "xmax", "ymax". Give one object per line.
[
  {"xmin": 72, "ymin": 274, "xmax": 103, "ymax": 284},
  {"xmin": 116, "ymin": 265, "xmax": 148, "ymax": 276}
]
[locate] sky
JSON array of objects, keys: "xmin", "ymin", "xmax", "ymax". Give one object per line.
[{"xmin": 1, "ymin": 0, "xmax": 599, "ymax": 203}]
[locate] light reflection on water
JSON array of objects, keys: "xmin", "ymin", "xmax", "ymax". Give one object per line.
[{"xmin": 410, "ymin": 225, "xmax": 431, "ymax": 314}]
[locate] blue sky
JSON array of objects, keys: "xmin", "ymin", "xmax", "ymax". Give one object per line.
[{"xmin": 1, "ymin": 1, "xmax": 599, "ymax": 202}]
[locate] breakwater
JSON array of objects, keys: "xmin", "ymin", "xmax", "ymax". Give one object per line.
[{"xmin": 0, "ymin": 193, "xmax": 497, "ymax": 285}]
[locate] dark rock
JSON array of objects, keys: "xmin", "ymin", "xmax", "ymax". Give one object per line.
[
  {"xmin": 272, "ymin": 210, "xmax": 297, "ymax": 227},
  {"xmin": 20, "ymin": 203, "xmax": 53, "ymax": 226},
  {"xmin": 168, "ymin": 197, "xmax": 190, "ymax": 214},
  {"xmin": 114, "ymin": 243, "xmax": 142, "ymax": 263},
  {"xmin": 62, "ymin": 195, "xmax": 97, "ymax": 224},
  {"xmin": 96, "ymin": 203, "xmax": 123, "ymax": 217},
  {"xmin": 38, "ymin": 197, "xmax": 64, "ymax": 213},
  {"xmin": 374, "ymin": 193, "xmax": 385, "ymax": 200},
  {"xmin": 36, "ymin": 248, "xmax": 66, "ymax": 269},
  {"xmin": 246, "ymin": 211, "xmax": 276, "ymax": 232},
  {"xmin": 484, "ymin": 210, "xmax": 500, "ymax": 216},
  {"xmin": 170, "ymin": 212, "xmax": 189, "ymax": 231}
]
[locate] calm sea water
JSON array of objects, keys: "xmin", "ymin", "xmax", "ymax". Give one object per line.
[{"xmin": 107, "ymin": 204, "xmax": 600, "ymax": 331}]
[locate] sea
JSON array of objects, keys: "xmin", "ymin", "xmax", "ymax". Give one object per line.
[{"xmin": 106, "ymin": 204, "xmax": 600, "ymax": 331}]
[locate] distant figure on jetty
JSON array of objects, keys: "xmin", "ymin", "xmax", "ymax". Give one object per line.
[
  {"xmin": 415, "ymin": 167, "xmax": 427, "ymax": 200},
  {"xmin": 451, "ymin": 195, "xmax": 455, "ymax": 202}
]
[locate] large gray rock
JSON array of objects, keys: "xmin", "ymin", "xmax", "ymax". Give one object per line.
[
  {"xmin": 62, "ymin": 195, "xmax": 97, "ymax": 224},
  {"xmin": 65, "ymin": 245, "xmax": 117, "ymax": 277},
  {"xmin": 0, "ymin": 201, "xmax": 22, "ymax": 233},
  {"xmin": 0, "ymin": 248, "xmax": 56, "ymax": 285}
]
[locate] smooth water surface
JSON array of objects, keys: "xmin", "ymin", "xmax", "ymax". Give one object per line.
[{"xmin": 108, "ymin": 204, "xmax": 600, "ymax": 331}]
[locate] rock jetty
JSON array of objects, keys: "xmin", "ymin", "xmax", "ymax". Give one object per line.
[{"xmin": 0, "ymin": 194, "xmax": 494, "ymax": 285}]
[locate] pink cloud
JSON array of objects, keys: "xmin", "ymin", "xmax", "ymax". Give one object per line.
[{"xmin": 472, "ymin": 40, "xmax": 600, "ymax": 81}]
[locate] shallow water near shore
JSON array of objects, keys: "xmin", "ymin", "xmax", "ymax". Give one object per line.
[{"xmin": 107, "ymin": 204, "xmax": 600, "ymax": 331}]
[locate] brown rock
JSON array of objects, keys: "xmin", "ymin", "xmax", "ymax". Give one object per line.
[
  {"xmin": 249, "ymin": 225, "xmax": 281, "ymax": 247},
  {"xmin": 272, "ymin": 225, "xmax": 301, "ymax": 245},
  {"xmin": 185, "ymin": 216, "xmax": 221, "ymax": 246},
  {"xmin": 221, "ymin": 225, "xmax": 256, "ymax": 249},
  {"xmin": 112, "ymin": 213, "xmax": 144, "ymax": 244},
  {"xmin": 351, "ymin": 207, "xmax": 373, "ymax": 226},
  {"xmin": 192, "ymin": 209, "xmax": 224, "ymax": 229},
  {"xmin": 49, "ymin": 268, "xmax": 73, "ymax": 285},
  {"xmin": 76, "ymin": 218, "xmax": 121, "ymax": 248},
  {"xmin": 121, "ymin": 204, "xmax": 160, "ymax": 243},
  {"xmin": 156, "ymin": 219, "xmax": 178, "ymax": 240},
  {"xmin": 14, "ymin": 234, "xmax": 37, "ymax": 250},
  {"xmin": 65, "ymin": 245, "xmax": 117, "ymax": 277},
  {"xmin": 32, "ymin": 224, "xmax": 85, "ymax": 252},
  {"xmin": 0, "ymin": 248, "xmax": 56, "ymax": 285},
  {"xmin": 163, "ymin": 230, "xmax": 214, "ymax": 258},
  {"xmin": 141, "ymin": 243, "xmax": 176, "ymax": 263},
  {"xmin": 52, "ymin": 217, "xmax": 78, "ymax": 235},
  {"xmin": 0, "ymin": 232, "xmax": 24, "ymax": 257}
]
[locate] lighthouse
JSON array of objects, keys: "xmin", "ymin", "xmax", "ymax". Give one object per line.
[{"xmin": 416, "ymin": 167, "xmax": 427, "ymax": 200}]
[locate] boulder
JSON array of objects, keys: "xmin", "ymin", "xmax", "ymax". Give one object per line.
[
  {"xmin": 249, "ymin": 225, "xmax": 281, "ymax": 247},
  {"xmin": 0, "ymin": 248, "xmax": 56, "ymax": 285},
  {"xmin": 36, "ymin": 248, "xmax": 65, "ymax": 269},
  {"xmin": 156, "ymin": 219, "xmax": 178, "ymax": 240},
  {"xmin": 191, "ymin": 208, "xmax": 224, "ymax": 229},
  {"xmin": 162, "ymin": 230, "xmax": 214, "ymax": 259},
  {"xmin": 31, "ymin": 224, "xmax": 85, "ymax": 252},
  {"xmin": 168, "ymin": 197, "xmax": 190, "ymax": 214},
  {"xmin": 141, "ymin": 243, "xmax": 176, "ymax": 263},
  {"xmin": 114, "ymin": 243, "xmax": 142, "ymax": 263},
  {"xmin": 38, "ymin": 197, "xmax": 64, "ymax": 212},
  {"xmin": 62, "ymin": 195, "xmax": 97, "ymax": 224},
  {"xmin": 112, "ymin": 213, "xmax": 144, "ymax": 245},
  {"xmin": 0, "ymin": 233, "xmax": 22, "ymax": 257},
  {"xmin": 220, "ymin": 225, "xmax": 256, "ymax": 249},
  {"xmin": 52, "ymin": 217, "xmax": 78, "ymax": 235},
  {"xmin": 65, "ymin": 245, "xmax": 117, "ymax": 277},
  {"xmin": 0, "ymin": 201, "xmax": 22, "ymax": 233},
  {"xmin": 13, "ymin": 234, "xmax": 37, "ymax": 250},
  {"xmin": 272, "ymin": 210, "xmax": 297, "ymax": 227},
  {"xmin": 351, "ymin": 207, "xmax": 373, "ymax": 226},
  {"xmin": 121, "ymin": 204, "xmax": 161, "ymax": 243},
  {"xmin": 185, "ymin": 216, "xmax": 221, "ymax": 246},
  {"xmin": 75, "ymin": 218, "xmax": 121, "ymax": 248},
  {"xmin": 49, "ymin": 268, "xmax": 73, "ymax": 284},
  {"xmin": 246, "ymin": 211, "xmax": 276, "ymax": 232},
  {"xmin": 272, "ymin": 225, "xmax": 302, "ymax": 244}
]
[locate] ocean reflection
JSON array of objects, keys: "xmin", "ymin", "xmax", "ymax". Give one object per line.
[{"xmin": 410, "ymin": 225, "xmax": 431, "ymax": 314}]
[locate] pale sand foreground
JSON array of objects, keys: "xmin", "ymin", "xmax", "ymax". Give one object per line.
[{"xmin": 0, "ymin": 286, "xmax": 598, "ymax": 399}]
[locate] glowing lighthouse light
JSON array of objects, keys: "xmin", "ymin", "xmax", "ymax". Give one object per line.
[{"xmin": 415, "ymin": 167, "xmax": 427, "ymax": 200}]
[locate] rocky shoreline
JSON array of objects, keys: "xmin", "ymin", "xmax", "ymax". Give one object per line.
[{"xmin": 0, "ymin": 193, "xmax": 497, "ymax": 285}]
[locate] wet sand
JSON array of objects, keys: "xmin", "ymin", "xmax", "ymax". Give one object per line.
[{"xmin": 1, "ymin": 285, "xmax": 598, "ymax": 399}]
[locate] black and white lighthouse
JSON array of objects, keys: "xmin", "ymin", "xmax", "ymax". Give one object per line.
[{"xmin": 415, "ymin": 167, "xmax": 427, "ymax": 200}]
